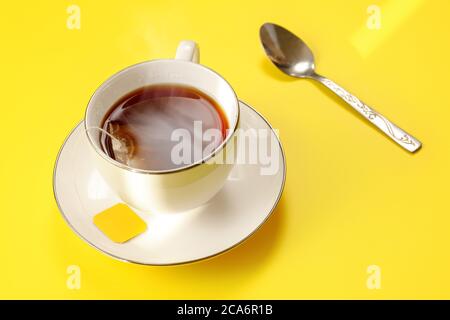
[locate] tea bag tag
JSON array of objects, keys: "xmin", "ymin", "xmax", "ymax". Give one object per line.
[{"xmin": 93, "ymin": 203, "xmax": 147, "ymax": 243}]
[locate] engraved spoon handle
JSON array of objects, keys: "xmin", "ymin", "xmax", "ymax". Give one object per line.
[{"xmin": 311, "ymin": 73, "xmax": 421, "ymax": 152}]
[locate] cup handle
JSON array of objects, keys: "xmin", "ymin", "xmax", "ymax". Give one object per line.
[{"xmin": 175, "ymin": 40, "xmax": 199, "ymax": 63}]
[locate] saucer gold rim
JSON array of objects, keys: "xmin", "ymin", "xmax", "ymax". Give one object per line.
[{"xmin": 53, "ymin": 100, "xmax": 286, "ymax": 266}]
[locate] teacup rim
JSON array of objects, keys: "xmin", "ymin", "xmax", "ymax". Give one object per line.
[{"xmin": 84, "ymin": 58, "xmax": 240, "ymax": 175}]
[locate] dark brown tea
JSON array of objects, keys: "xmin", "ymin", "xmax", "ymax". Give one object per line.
[{"xmin": 100, "ymin": 84, "xmax": 229, "ymax": 171}]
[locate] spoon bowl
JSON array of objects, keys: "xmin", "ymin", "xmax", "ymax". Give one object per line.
[{"xmin": 260, "ymin": 23, "xmax": 316, "ymax": 78}]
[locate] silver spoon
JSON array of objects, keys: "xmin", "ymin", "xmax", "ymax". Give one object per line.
[{"xmin": 260, "ymin": 22, "xmax": 421, "ymax": 152}]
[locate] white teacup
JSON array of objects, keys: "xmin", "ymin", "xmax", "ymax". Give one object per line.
[{"xmin": 84, "ymin": 41, "xmax": 239, "ymax": 213}]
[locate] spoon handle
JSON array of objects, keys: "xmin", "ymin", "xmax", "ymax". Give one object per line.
[{"xmin": 311, "ymin": 74, "xmax": 421, "ymax": 152}]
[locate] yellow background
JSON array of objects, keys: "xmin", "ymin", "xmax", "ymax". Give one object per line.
[{"xmin": 1, "ymin": 0, "xmax": 449, "ymax": 299}]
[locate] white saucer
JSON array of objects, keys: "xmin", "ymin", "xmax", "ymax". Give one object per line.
[{"xmin": 53, "ymin": 101, "xmax": 286, "ymax": 265}]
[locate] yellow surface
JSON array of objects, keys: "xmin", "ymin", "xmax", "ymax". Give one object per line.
[
  {"xmin": 93, "ymin": 204, "xmax": 146, "ymax": 243},
  {"xmin": 0, "ymin": 0, "xmax": 450, "ymax": 299}
]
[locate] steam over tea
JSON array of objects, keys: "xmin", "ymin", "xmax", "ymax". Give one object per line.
[{"xmin": 100, "ymin": 84, "xmax": 229, "ymax": 171}]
